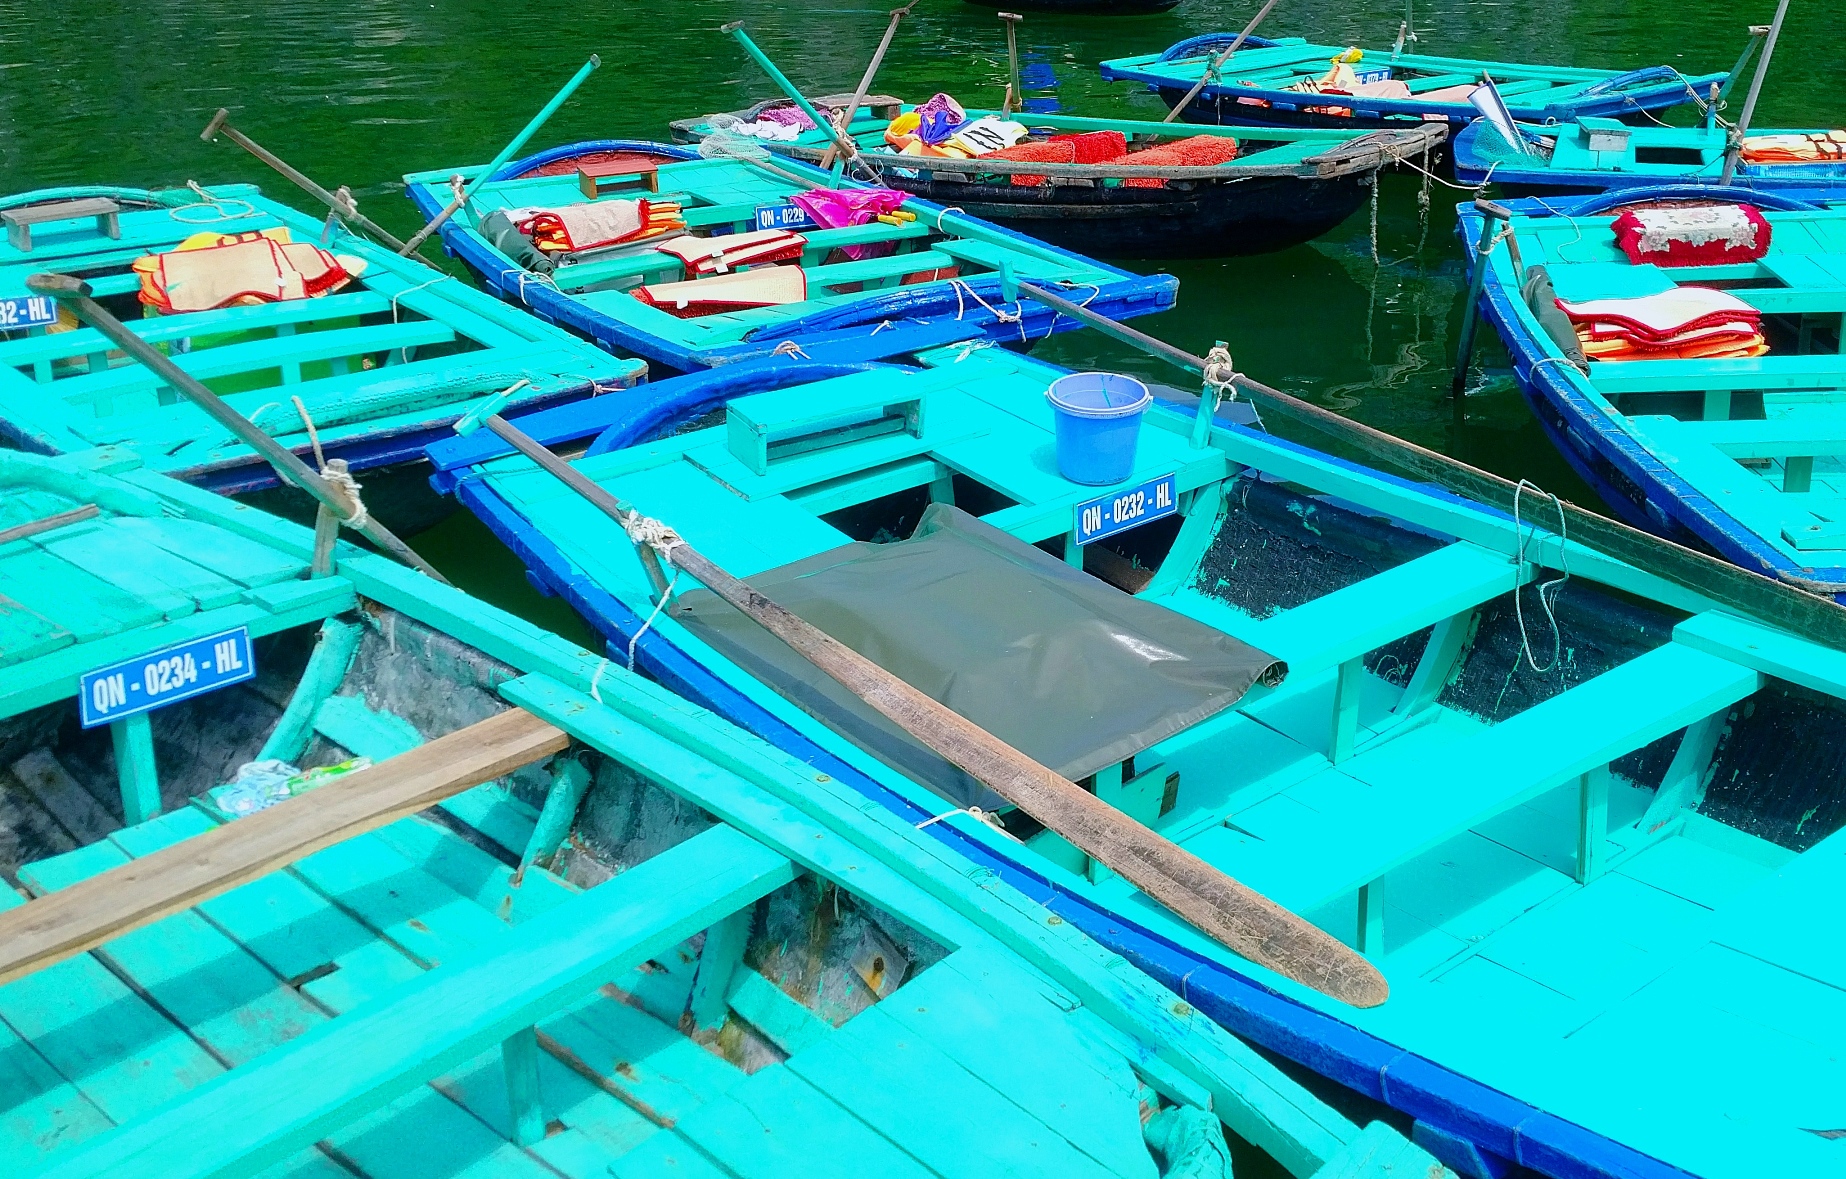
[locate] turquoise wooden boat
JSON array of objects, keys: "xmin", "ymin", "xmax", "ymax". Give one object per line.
[
  {"xmin": 0, "ymin": 186, "xmax": 643, "ymax": 530},
  {"xmin": 400, "ymin": 143, "xmax": 1177, "ymax": 373},
  {"xmin": 1100, "ymin": 33, "xmax": 1727, "ymax": 132},
  {"xmin": 431, "ymin": 335, "xmax": 1846, "ymax": 1179},
  {"xmin": 1454, "ymin": 118, "xmax": 1846, "ymax": 195},
  {"xmin": 1458, "ymin": 187, "xmax": 1846, "ymax": 599},
  {"xmin": 0, "ymin": 447, "xmax": 1450, "ymax": 1178},
  {"xmin": 0, "ymin": 446, "xmax": 1458, "ymax": 1179},
  {"xmin": 668, "ymin": 97, "xmax": 1446, "ymax": 258}
]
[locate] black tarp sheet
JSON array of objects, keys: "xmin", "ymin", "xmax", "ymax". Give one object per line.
[{"xmin": 671, "ymin": 504, "xmax": 1286, "ymax": 809}]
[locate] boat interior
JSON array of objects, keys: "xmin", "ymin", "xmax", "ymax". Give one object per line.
[
  {"xmin": 436, "ymin": 341, "xmax": 1846, "ymax": 1177},
  {"xmin": 1101, "ymin": 37, "xmax": 1720, "ymax": 109},
  {"xmin": 1490, "ymin": 201, "xmax": 1846, "ymax": 571},
  {"xmin": 0, "ymin": 188, "xmax": 637, "ymax": 487},
  {"xmin": 402, "ymin": 152, "xmax": 1162, "ymax": 362},
  {"xmin": 1463, "ymin": 117, "xmax": 1846, "ymax": 184},
  {"xmin": 0, "ymin": 455, "xmax": 1259, "ymax": 1179}
]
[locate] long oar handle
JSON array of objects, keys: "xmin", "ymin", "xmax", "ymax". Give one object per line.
[
  {"xmin": 723, "ymin": 23, "xmax": 864, "ymax": 169},
  {"xmin": 1162, "ymin": 0, "xmax": 1282, "ymax": 124},
  {"xmin": 1720, "ymin": 0, "xmax": 1790, "ymax": 184},
  {"xmin": 26, "ymin": 273, "xmax": 448, "ymax": 584},
  {"xmin": 201, "ymin": 111, "xmax": 415, "ymax": 254},
  {"xmin": 820, "ymin": 1, "xmax": 918, "ymax": 173},
  {"xmin": 472, "ymin": 410, "xmax": 1388, "ymax": 1009},
  {"xmin": 400, "ymin": 55, "xmax": 601, "ymax": 256},
  {"xmin": 1015, "ymin": 279, "xmax": 1846, "ymax": 646},
  {"xmin": 1000, "ymin": 12, "xmax": 1023, "ymax": 116}
]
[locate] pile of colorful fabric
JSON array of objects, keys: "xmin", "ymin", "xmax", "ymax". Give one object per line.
[
  {"xmin": 789, "ymin": 188, "xmax": 908, "ymax": 259},
  {"xmin": 1611, "ymin": 202, "xmax": 1771, "ymax": 267},
  {"xmin": 1741, "ymin": 131, "xmax": 1846, "ymax": 163},
  {"xmin": 884, "ymin": 94, "xmax": 1030, "ymax": 159},
  {"xmin": 511, "ymin": 199, "xmax": 686, "ymax": 253},
  {"xmin": 655, "ymin": 228, "xmax": 807, "ymax": 277},
  {"xmin": 133, "ymin": 228, "xmax": 366, "ymax": 314},
  {"xmin": 1556, "ymin": 287, "xmax": 1768, "ymax": 361},
  {"xmin": 979, "ymin": 131, "xmax": 1238, "ymax": 189}
]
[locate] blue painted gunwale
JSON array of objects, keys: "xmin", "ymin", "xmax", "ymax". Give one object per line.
[
  {"xmin": 0, "ymin": 185, "xmax": 644, "ymax": 497},
  {"xmin": 423, "ymin": 356, "xmax": 1806, "ymax": 1179},
  {"xmin": 1452, "ymin": 120, "xmax": 1846, "ymax": 196},
  {"xmin": 1456, "ymin": 188, "xmax": 1846, "ymax": 601},
  {"xmin": 402, "ymin": 140, "xmax": 1179, "ymax": 373},
  {"xmin": 1099, "ymin": 33, "xmax": 1726, "ymax": 132}
]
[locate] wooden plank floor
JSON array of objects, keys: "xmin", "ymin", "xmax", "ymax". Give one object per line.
[{"xmin": 0, "ymin": 799, "xmax": 1164, "ymax": 1178}]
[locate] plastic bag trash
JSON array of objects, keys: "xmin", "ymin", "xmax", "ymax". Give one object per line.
[{"xmin": 210, "ymin": 756, "xmax": 372, "ymax": 817}]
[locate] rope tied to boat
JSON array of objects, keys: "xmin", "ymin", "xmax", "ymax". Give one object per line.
[
  {"xmin": 1202, "ymin": 343, "xmax": 1239, "ymax": 408},
  {"xmin": 291, "ymin": 395, "xmax": 371, "ymax": 530},
  {"xmin": 948, "ymin": 279, "xmax": 1026, "ymax": 342},
  {"xmin": 170, "ymin": 180, "xmax": 259, "ymax": 224},
  {"xmin": 916, "ymin": 805, "xmax": 1020, "ymax": 841},
  {"xmin": 1512, "ymin": 479, "xmax": 1571, "ymax": 674},
  {"xmin": 771, "ymin": 339, "xmax": 810, "ymax": 359}
]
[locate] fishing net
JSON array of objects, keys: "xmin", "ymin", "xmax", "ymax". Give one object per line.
[{"xmin": 698, "ymin": 117, "xmax": 773, "ymax": 163}]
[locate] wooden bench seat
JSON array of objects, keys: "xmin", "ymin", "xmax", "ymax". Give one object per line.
[
  {"xmin": 1222, "ymin": 541, "xmax": 1530, "ymax": 762},
  {"xmin": 30, "ymin": 822, "xmax": 796, "ymax": 1178},
  {"xmin": 806, "ymin": 248, "xmax": 956, "ymax": 291},
  {"xmin": 1196, "ymin": 642, "xmax": 1761, "ymax": 953},
  {"xmin": 3, "ymin": 198, "xmax": 121, "ymax": 252},
  {"xmin": 52, "ymin": 319, "xmax": 457, "ymax": 408},
  {"xmin": 1594, "ymin": 354, "xmax": 1846, "ymax": 397}
]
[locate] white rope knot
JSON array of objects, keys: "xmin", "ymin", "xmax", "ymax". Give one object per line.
[
  {"xmin": 1202, "ymin": 343, "xmax": 1239, "ymax": 406},
  {"xmin": 771, "ymin": 339, "xmax": 810, "ymax": 359},
  {"xmin": 322, "ymin": 462, "xmax": 370, "ymax": 530},
  {"xmin": 449, "ymin": 173, "xmax": 467, "ymax": 203},
  {"xmin": 617, "ymin": 509, "xmax": 685, "ymax": 563}
]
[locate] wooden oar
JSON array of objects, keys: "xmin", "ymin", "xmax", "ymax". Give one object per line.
[
  {"xmin": 26, "ymin": 273, "xmax": 448, "ymax": 584},
  {"xmin": 455, "ymin": 403, "xmax": 1389, "ymax": 1009},
  {"xmin": 399, "ymin": 55, "xmax": 600, "ymax": 257},
  {"xmin": 1014, "ymin": 279, "xmax": 1846, "ymax": 648},
  {"xmin": 999, "ymin": 12, "xmax": 1024, "ymax": 116},
  {"xmin": 820, "ymin": 1, "xmax": 918, "ymax": 175},
  {"xmin": 200, "ymin": 110, "xmax": 416, "ymax": 254},
  {"xmin": 1720, "ymin": 0, "xmax": 1790, "ymax": 183},
  {"xmin": 724, "ymin": 23, "xmax": 866, "ymax": 172},
  {"xmin": 1161, "ymin": 0, "xmax": 1282, "ymax": 124}
]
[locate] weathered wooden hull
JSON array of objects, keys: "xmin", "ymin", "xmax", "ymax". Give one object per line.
[{"xmin": 879, "ymin": 171, "xmax": 1368, "ymax": 258}]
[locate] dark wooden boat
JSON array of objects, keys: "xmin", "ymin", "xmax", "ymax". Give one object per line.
[
  {"xmin": 670, "ymin": 100, "xmax": 1444, "ymax": 259},
  {"xmin": 963, "ymin": 0, "xmax": 1180, "ymax": 14}
]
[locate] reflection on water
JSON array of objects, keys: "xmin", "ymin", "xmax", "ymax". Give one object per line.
[{"xmin": 3, "ymin": 0, "xmax": 1835, "ymax": 531}]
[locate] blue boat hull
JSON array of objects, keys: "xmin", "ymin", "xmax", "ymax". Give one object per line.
[
  {"xmin": 409, "ymin": 140, "xmax": 1180, "ymax": 374},
  {"xmin": 1451, "ymin": 120, "xmax": 1846, "ymax": 196},
  {"xmin": 430, "ymin": 372, "xmax": 1711, "ymax": 1179},
  {"xmin": 1457, "ymin": 194, "xmax": 1846, "ymax": 601}
]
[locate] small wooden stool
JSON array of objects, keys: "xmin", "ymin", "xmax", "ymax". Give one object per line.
[
  {"xmin": 3, "ymin": 197, "xmax": 123, "ymax": 252},
  {"xmin": 577, "ymin": 158, "xmax": 660, "ymax": 200}
]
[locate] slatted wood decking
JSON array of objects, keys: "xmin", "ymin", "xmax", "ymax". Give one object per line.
[
  {"xmin": 434, "ymin": 339, "xmax": 1846, "ymax": 1179},
  {"xmin": 0, "ymin": 185, "xmax": 643, "ymax": 496},
  {"xmin": 0, "ymin": 452, "xmax": 1442, "ymax": 1178}
]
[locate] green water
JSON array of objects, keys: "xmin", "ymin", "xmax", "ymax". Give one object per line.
[{"xmin": 3, "ymin": 0, "xmax": 1837, "ymax": 615}]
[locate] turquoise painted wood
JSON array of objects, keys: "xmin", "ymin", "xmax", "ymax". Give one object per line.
[
  {"xmin": 437, "ymin": 320, "xmax": 1846, "ymax": 1179},
  {"xmin": 0, "ymin": 455, "xmax": 1449, "ymax": 1179},
  {"xmin": 399, "ymin": 146, "xmax": 1177, "ymax": 371},
  {"xmin": 1453, "ymin": 117, "xmax": 1846, "ymax": 195},
  {"xmin": 1460, "ymin": 196, "xmax": 1846, "ymax": 595},
  {"xmin": 0, "ymin": 184, "xmax": 643, "ymax": 494}
]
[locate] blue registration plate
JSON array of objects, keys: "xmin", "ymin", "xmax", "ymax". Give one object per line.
[
  {"xmin": 0, "ymin": 294, "xmax": 58, "ymax": 331},
  {"xmin": 79, "ymin": 627, "xmax": 256, "ymax": 727},
  {"xmin": 1075, "ymin": 473, "xmax": 1177, "ymax": 546},
  {"xmin": 755, "ymin": 203, "xmax": 817, "ymax": 231}
]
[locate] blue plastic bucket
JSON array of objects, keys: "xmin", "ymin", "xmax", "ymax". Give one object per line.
[{"xmin": 1047, "ymin": 372, "xmax": 1152, "ymax": 486}]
